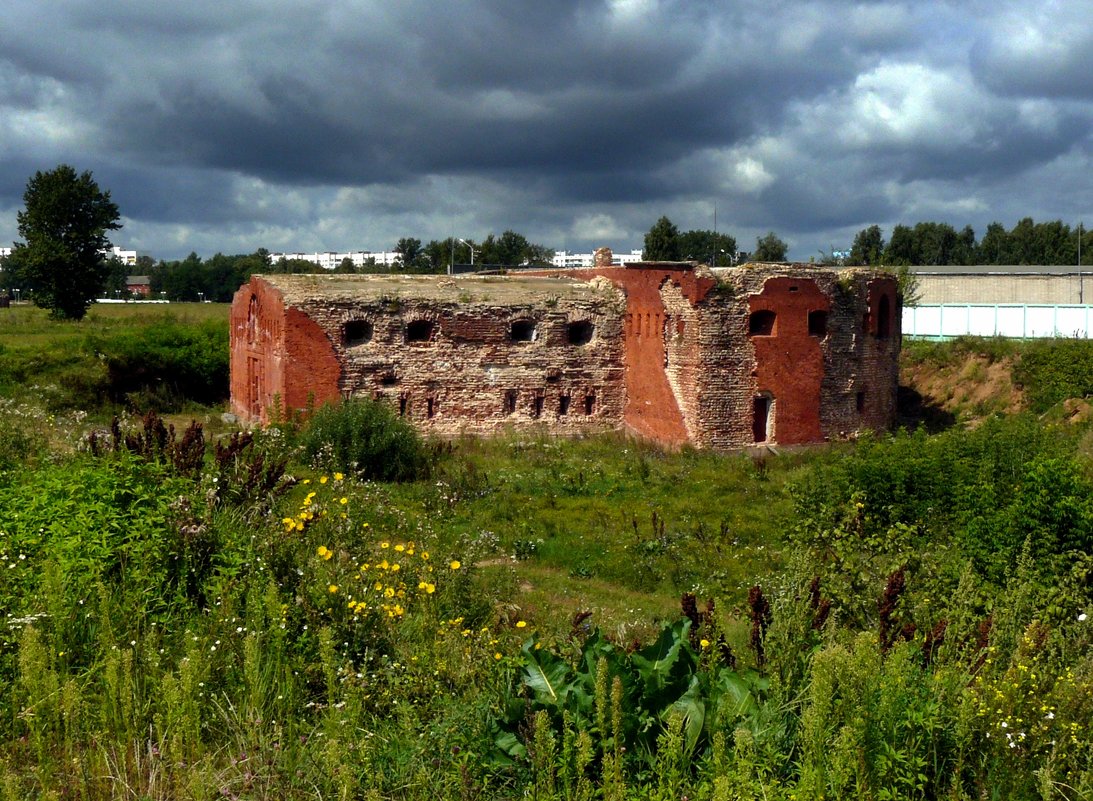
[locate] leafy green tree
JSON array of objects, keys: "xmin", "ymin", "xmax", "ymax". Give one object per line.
[
  {"xmin": 883, "ymin": 224, "xmax": 916, "ymax": 265},
  {"xmin": 977, "ymin": 222, "xmax": 1009, "ymax": 264},
  {"xmin": 643, "ymin": 216, "xmax": 682, "ymax": 260},
  {"xmin": 7, "ymin": 164, "xmax": 121, "ymax": 319},
  {"xmin": 333, "ymin": 257, "xmax": 357, "ymax": 274},
  {"xmin": 753, "ymin": 231, "xmax": 788, "ymax": 262},
  {"xmin": 679, "ymin": 229, "xmax": 736, "ymax": 265},
  {"xmin": 849, "ymin": 225, "xmax": 885, "ymax": 266},
  {"xmin": 394, "ymin": 238, "xmax": 423, "ymax": 269}
]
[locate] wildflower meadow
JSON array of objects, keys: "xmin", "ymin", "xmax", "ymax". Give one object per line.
[{"xmin": 1, "ymin": 305, "xmax": 1092, "ymax": 799}]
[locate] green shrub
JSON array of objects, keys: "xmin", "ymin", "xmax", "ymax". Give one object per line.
[
  {"xmin": 1013, "ymin": 338, "xmax": 1093, "ymax": 413},
  {"xmin": 83, "ymin": 318, "xmax": 229, "ymax": 410},
  {"xmin": 301, "ymin": 398, "xmax": 436, "ymax": 482}
]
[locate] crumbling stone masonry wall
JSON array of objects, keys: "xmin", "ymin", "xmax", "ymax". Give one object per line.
[
  {"xmin": 232, "ymin": 273, "xmax": 626, "ymax": 435},
  {"xmin": 230, "ymin": 264, "xmax": 900, "ymax": 449}
]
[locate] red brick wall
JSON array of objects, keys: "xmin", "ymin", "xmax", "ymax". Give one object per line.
[
  {"xmin": 230, "ymin": 267, "xmax": 900, "ymax": 448},
  {"xmin": 747, "ymin": 276, "xmax": 829, "ymax": 445},
  {"xmin": 230, "ymin": 277, "xmax": 340, "ymax": 422}
]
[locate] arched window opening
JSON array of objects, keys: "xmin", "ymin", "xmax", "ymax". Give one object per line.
[
  {"xmin": 405, "ymin": 320, "xmax": 434, "ymax": 343},
  {"xmin": 510, "ymin": 319, "xmax": 537, "ymax": 342},
  {"xmin": 752, "ymin": 393, "xmax": 774, "ymax": 443},
  {"xmin": 808, "ymin": 310, "xmax": 828, "ymax": 337},
  {"xmin": 877, "ymin": 295, "xmax": 892, "ymax": 339},
  {"xmin": 749, "ymin": 310, "xmax": 777, "ymax": 336},
  {"xmin": 343, "ymin": 320, "xmax": 373, "ymax": 346},
  {"xmin": 567, "ymin": 320, "xmax": 595, "ymax": 345}
]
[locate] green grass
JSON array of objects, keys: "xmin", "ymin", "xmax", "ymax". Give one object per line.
[{"xmin": 3, "ymin": 317, "xmax": 1093, "ymax": 798}]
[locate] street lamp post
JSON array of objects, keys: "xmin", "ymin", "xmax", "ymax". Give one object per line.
[{"xmin": 457, "ymin": 239, "xmax": 477, "ymax": 272}]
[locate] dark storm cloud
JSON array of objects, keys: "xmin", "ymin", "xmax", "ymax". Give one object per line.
[{"xmin": 2, "ymin": 0, "xmax": 1093, "ymax": 259}]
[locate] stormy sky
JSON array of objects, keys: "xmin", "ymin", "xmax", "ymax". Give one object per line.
[{"xmin": 2, "ymin": 0, "xmax": 1092, "ymax": 261}]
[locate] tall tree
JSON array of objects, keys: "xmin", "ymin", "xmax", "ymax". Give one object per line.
[
  {"xmin": 753, "ymin": 231, "xmax": 788, "ymax": 262},
  {"xmin": 679, "ymin": 229, "xmax": 737, "ymax": 265},
  {"xmin": 849, "ymin": 225, "xmax": 885, "ymax": 266},
  {"xmin": 7, "ymin": 164, "xmax": 121, "ymax": 319},
  {"xmin": 394, "ymin": 237, "xmax": 423, "ymax": 269},
  {"xmin": 643, "ymin": 216, "xmax": 682, "ymax": 260}
]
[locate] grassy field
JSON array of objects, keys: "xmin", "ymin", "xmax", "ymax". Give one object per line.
[{"xmin": 1, "ymin": 309, "xmax": 1092, "ymax": 799}]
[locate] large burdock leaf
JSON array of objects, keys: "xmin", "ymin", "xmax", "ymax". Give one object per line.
[{"xmin": 521, "ymin": 638, "xmax": 573, "ymax": 708}]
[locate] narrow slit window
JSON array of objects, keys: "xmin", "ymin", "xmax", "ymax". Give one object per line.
[
  {"xmin": 504, "ymin": 390, "xmax": 517, "ymax": 415},
  {"xmin": 399, "ymin": 396, "xmax": 409, "ymax": 416},
  {"xmin": 877, "ymin": 295, "xmax": 891, "ymax": 339},
  {"xmin": 752, "ymin": 394, "xmax": 772, "ymax": 443},
  {"xmin": 558, "ymin": 395, "xmax": 570, "ymax": 416},
  {"xmin": 532, "ymin": 395, "xmax": 544, "ymax": 418},
  {"xmin": 856, "ymin": 391, "xmax": 865, "ymax": 413},
  {"xmin": 426, "ymin": 397, "xmax": 436, "ymax": 418}
]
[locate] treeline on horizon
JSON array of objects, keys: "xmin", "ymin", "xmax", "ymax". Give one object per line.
[
  {"xmin": 15, "ymin": 216, "xmax": 1085, "ymax": 304},
  {"xmin": 846, "ymin": 217, "xmax": 1093, "ymax": 267}
]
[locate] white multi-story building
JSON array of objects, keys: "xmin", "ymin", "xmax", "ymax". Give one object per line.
[
  {"xmin": 268, "ymin": 251, "xmax": 402, "ymax": 270},
  {"xmin": 0, "ymin": 245, "xmax": 137, "ymax": 264},
  {"xmin": 551, "ymin": 249, "xmax": 644, "ymax": 268}
]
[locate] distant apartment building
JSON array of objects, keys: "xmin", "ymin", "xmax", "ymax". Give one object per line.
[
  {"xmin": 0, "ymin": 245, "xmax": 137, "ymax": 265},
  {"xmin": 268, "ymin": 251, "xmax": 403, "ymax": 270},
  {"xmin": 552, "ymin": 249, "xmax": 645, "ymax": 268}
]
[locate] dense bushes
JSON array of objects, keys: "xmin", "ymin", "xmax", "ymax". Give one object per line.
[
  {"xmin": 86, "ymin": 318, "xmax": 229, "ymax": 409},
  {"xmin": 1013, "ymin": 338, "xmax": 1093, "ymax": 412},
  {"xmin": 300, "ymin": 397, "xmax": 438, "ymax": 481},
  {"xmin": 791, "ymin": 415, "xmax": 1090, "ymax": 591}
]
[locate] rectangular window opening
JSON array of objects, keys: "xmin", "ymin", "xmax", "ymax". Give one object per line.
[
  {"xmin": 532, "ymin": 395, "xmax": 544, "ymax": 419},
  {"xmin": 584, "ymin": 394, "xmax": 596, "ymax": 415},
  {"xmin": 399, "ymin": 396, "xmax": 409, "ymax": 417},
  {"xmin": 504, "ymin": 390, "xmax": 517, "ymax": 415},
  {"xmin": 558, "ymin": 395, "xmax": 570, "ymax": 416},
  {"xmin": 426, "ymin": 397, "xmax": 436, "ymax": 419}
]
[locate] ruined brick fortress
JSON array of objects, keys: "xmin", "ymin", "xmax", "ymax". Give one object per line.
[{"xmin": 230, "ymin": 254, "xmax": 900, "ymax": 449}]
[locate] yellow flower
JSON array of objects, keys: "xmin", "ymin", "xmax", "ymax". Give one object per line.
[
  {"xmin": 394, "ymin": 544, "xmax": 405, "ymax": 552},
  {"xmin": 450, "ymin": 560, "xmax": 461, "ymax": 570},
  {"xmin": 390, "ymin": 563, "xmax": 400, "ymax": 573},
  {"xmin": 384, "ymin": 587, "xmax": 395, "ymax": 598},
  {"xmin": 494, "ymin": 652, "xmax": 502, "ymax": 660},
  {"xmin": 700, "ymin": 639, "xmax": 710, "ymax": 649},
  {"xmin": 374, "ymin": 581, "xmax": 384, "ymax": 591},
  {"xmin": 381, "ymin": 541, "xmax": 390, "ymax": 549},
  {"xmin": 328, "ymin": 584, "xmax": 339, "ymax": 594},
  {"xmin": 426, "ymin": 583, "xmax": 435, "ymax": 594},
  {"xmin": 302, "ymin": 478, "xmax": 311, "ymax": 485},
  {"xmin": 295, "ymin": 522, "xmax": 304, "ymax": 532},
  {"xmin": 334, "ymin": 472, "xmax": 344, "ymax": 481},
  {"xmin": 339, "ymin": 497, "xmax": 348, "ymax": 505},
  {"xmin": 378, "ymin": 560, "xmax": 389, "ymax": 570},
  {"xmin": 516, "ymin": 621, "xmax": 527, "ymax": 628},
  {"xmin": 320, "ymin": 476, "xmax": 328, "ymax": 484},
  {"xmin": 317, "ymin": 545, "xmax": 330, "ymax": 558}
]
